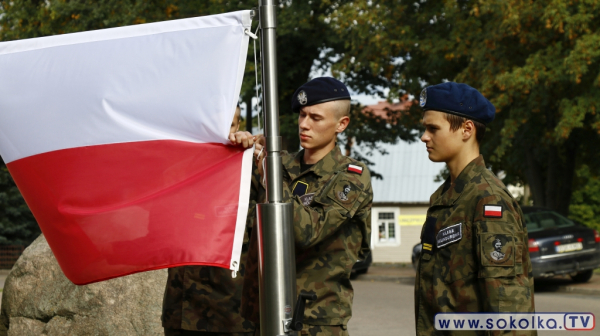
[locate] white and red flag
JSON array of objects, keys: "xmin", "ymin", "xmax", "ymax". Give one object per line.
[
  {"xmin": 484, "ymin": 205, "xmax": 503, "ymax": 218},
  {"xmin": 0, "ymin": 11, "xmax": 253, "ymax": 285}
]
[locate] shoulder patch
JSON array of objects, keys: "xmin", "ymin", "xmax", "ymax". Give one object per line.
[
  {"xmin": 484, "ymin": 204, "xmax": 503, "ymax": 218},
  {"xmin": 481, "ymin": 233, "xmax": 514, "ymax": 266},
  {"xmin": 347, "ymin": 164, "xmax": 363, "ymax": 175},
  {"xmin": 436, "ymin": 223, "xmax": 462, "ymax": 248}
]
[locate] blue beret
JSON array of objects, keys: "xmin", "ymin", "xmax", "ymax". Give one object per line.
[
  {"xmin": 291, "ymin": 77, "xmax": 351, "ymax": 113},
  {"xmin": 420, "ymin": 82, "xmax": 496, "ymax": 124}
]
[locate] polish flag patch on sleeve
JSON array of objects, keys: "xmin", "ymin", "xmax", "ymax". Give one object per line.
[
  {"xmin": 484, "ymin": 205, "xmax": 503, "ymax": 218},
  {"xmin": 347, "ymin": 164, "xmax": 363, "ymax": 175}
]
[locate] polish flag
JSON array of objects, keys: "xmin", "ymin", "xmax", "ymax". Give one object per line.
[
  {"xmin": 0, "ymin": 11, "xmax": 253, "ymax": 285},
  {"xmin": 484, "ymin": 205, "xmax": 502, "ymax": 218}
]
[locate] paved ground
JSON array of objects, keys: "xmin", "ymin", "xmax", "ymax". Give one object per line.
[
  {"xmin": 348, "ymin": 276, "xmax": 600, "ymax": 336},
  {"xmin": 347, "ymin": 279, "xmax": 413, "ymax": 336},
  {"xmin": 357, "ymin": 263, "xmax": 600, "ymax": 296},
  {"xmin": 2, "ymin": 264, "xmax": 599, "ymax": 334}
]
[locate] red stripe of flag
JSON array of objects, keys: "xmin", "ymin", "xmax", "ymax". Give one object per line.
[{"xmin": 7, "ymin": 140, "xmax": 245, "ymax": 285}]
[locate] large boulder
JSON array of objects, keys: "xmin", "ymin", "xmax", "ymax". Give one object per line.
[{"xmin": 0, "ymin": 235, "xmax": 167, "ymax": 336}]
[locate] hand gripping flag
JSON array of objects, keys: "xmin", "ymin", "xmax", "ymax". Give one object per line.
[{"xmin": 0, "ymin": 11, "xmax": 253, "ymax": 285}]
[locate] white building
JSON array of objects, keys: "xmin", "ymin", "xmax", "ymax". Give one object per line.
[{"xmin": 362, "ymin": 141, "xmax": 445, "ymax": 263}]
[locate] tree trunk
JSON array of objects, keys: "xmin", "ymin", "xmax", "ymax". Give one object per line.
[
  {"xmin": 545, "ymin": 145, "xmax": 560, "ymax": 210},
  {"xmin": 555, "ymin": 137, "xmax": 578, "ymax": 216},
  {"xmin": 525, "ymin": 147, "xmax": 545, "ymax": 207},
  {"xmin": 526, "ymin": 140, "xmax": 577, "ymax": 216}
]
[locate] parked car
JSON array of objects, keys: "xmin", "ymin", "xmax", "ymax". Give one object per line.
[
  {"xmin": 410, "ymin": 207, "xmax": 600, "ymax": 283},
  {"xmin": 351, "ymin": 251, "xmax": 373, "ymax": 277},
  {"xmin": 524, "ymin": 206, "xmax": 600, "ymax": 282}
]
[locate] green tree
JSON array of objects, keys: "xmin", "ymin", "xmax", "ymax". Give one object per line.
[
  {"xmin": 0, "ymin": 165, "xmax": 39, "ymax": 246},
  {"xmin": 330, "ymin": 0, "xmax": 600, "ymax": 216}
]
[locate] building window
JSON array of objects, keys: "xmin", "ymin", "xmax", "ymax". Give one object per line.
[{"xmin": 378, "ymin": 212, "xmax": 396, "ymax": 242}]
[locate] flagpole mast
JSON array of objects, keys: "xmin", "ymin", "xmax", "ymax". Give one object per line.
[{"xmin": 256, "ymin": 1, "xmax": 297, "ymax": 336}]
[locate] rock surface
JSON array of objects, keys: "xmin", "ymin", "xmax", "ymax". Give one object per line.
[{"xmin": 0, "ymin": 235, "xmax": 167, "ymax": 336}]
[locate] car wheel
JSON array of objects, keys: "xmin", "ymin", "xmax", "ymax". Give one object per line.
[
  {"xmin": 570, "ymin": 270, "xmax": 594, "ymax": 283},
  {"xmin": 413, "ymin": 259, "xmax": 419, "ymax": 271},
  {"xmin": 357, "ymin": 268, "xmax": 368, "ymax": 275}
]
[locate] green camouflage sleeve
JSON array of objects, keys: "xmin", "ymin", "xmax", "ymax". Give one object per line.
[
  {"xmin": 474, "ymin": 195, "xmax": 535, "ymax": 313},
  {"xmin": 285, "ymin": 168, "xmax": 372, "ymax": 250}
]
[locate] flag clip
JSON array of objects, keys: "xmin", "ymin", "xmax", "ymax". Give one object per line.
[{"xmin": 244, "ymin": 29, "xmax": 258, "ymax": 40}]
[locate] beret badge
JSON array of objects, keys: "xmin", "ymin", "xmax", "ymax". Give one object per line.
[
  {"xmin": 297, "ymin": 90, "xmax": 308, "ymax": 105},
  {"xmin": 420, "ymin": 88, "xmax": 427, "ymax": 107}
]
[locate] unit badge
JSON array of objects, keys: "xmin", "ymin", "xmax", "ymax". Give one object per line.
[
  {"xmin": 297, "ymin": 90, "xmax": 308, "ymax": 105},
  {"xmin": 481, "ymin": 233, "xmax": 514, "ymax": 266},
  {"xmin": 490, "ymin": 238, "xmax": 505, "ymax": 261},
  {"xmin": 337, "ymin": 184, "xmax": 351, "ymax": 201},
  {"xmin": 420, "ymin": 88, "xmax": 427, "ymax": 107}
]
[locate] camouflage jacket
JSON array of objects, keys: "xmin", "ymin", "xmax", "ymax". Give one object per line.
[
  {"xmin": 161, "ymin": 205, "xmax": 257, "ymax": 332},
  {"xmin": 415, "ymin": 155, "xmax": 536, "ymax": 336},
  {"xmin": 241, "ymin": 146, "xmax": 373, "ymax": 326}
]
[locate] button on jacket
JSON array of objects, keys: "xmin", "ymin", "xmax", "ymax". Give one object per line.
[
  {"xmin": 415, "ymin": 155, "xmax": 536, "ymax": 336},
  {"xmin": 241, "ymin": 146, "xmax": 373, "ymax": 327}
]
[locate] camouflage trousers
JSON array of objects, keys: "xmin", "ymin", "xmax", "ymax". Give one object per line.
[
  {"xmin": 253, "ymin": 325, "xmax": 348, "ymax": 336},
  {"xmin": 164, "ymin": 328, "xmax": 254, "ymax": 336},
  {"xmin": 301, "ymin": 325, "xmax": 348, "ymax": 336}
]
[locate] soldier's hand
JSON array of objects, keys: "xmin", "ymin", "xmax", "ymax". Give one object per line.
[
  {"xmin": 253, "ymin": 136, "xmax": 266, "ymax": 184},
  {"xmin": 229, "ymin": 131, "xmax": 255, "ymax": 148}
]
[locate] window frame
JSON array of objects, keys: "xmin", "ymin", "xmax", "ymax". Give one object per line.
[{"xmin": 371, "ymin": 207, "xmax": 401, "ymax": 247}]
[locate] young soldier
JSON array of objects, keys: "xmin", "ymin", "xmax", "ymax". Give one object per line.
[
  {"xmin": 416, "ymin": 82, "xmax": 536, "ymax": 335},
  {"xmin": 162, "ymin": 105, "xmax": 256, "ymax": 336},
  {"xmin": 230, "ymin": 77, "xmax": 373, "ymax": 336}
]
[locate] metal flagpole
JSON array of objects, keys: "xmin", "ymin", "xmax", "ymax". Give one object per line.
[{"xmin": 256, "ymin": 1, "xmax": 298, "ymax": 335}]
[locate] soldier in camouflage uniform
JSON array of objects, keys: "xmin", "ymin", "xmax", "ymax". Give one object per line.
[
  {"xmin": 416, "ymin": 82, "xmax": 536, "ymax": 336},
  {"xmin": 231, "ymin": 77, "xmax": 373, "ymax": 336},
  {"xmin": 162, "ymin": 105, "xmax": 257, "ymax": 336}
]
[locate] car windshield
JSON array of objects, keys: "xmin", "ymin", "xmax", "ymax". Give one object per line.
[{"xmin": 523, "ymin": 211, "xmax": 575, "ymax": 232}]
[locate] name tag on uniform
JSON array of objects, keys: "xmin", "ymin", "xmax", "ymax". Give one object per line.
[{"xmin": 436, "ymin": 223, "xmax": 462, "ymax": 248}]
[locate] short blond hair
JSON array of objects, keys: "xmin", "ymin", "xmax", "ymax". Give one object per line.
[{"xmin": 332, "ymin": 100, "xmax": 351, "ymax": 119}]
